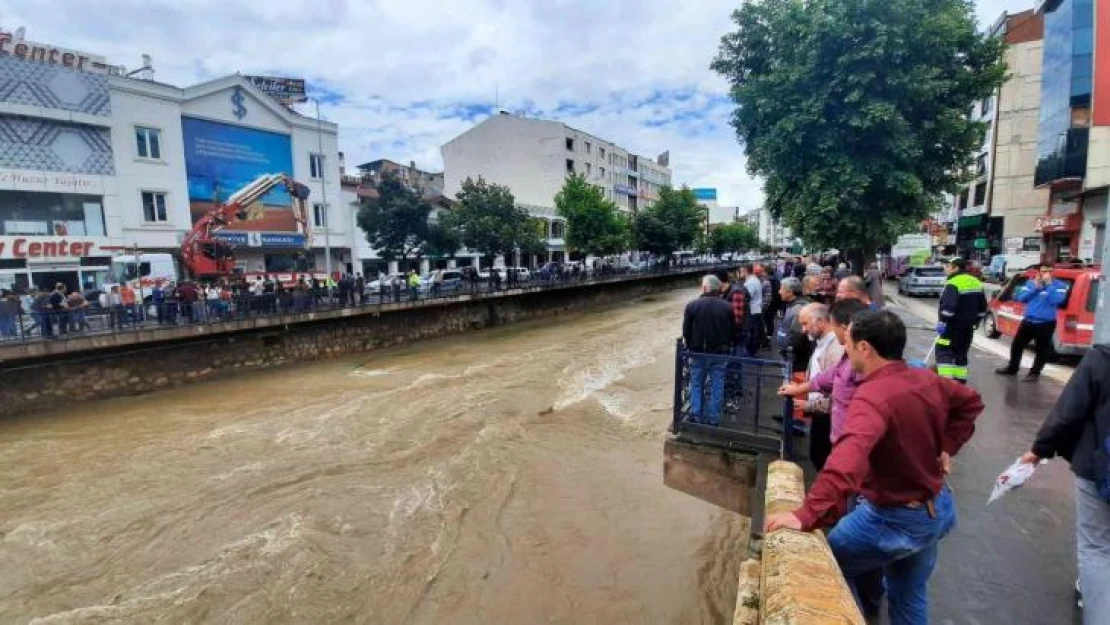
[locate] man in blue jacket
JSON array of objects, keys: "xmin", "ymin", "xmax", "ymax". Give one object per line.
[{"xmin": 996, "ymin": 265, "xmax": 1068, "ymax": 381}]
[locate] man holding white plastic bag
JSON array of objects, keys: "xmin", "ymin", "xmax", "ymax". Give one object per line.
[{"xmin": 1020, "ymin": 344, "xmax": 1110, "ymax": 621}]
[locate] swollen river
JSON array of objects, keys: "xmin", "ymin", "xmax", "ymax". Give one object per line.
[{"xmin": 0, "ymin": 288, "xmax": 748, "ymax": 624}]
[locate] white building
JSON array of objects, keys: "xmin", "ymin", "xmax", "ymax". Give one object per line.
[
  {"xmin": 441, "ymin": 111, "xmax": 672, "ymax": 262},
  {"xmin": 756, "ymin": 207, "xmax": 795, "ymax": 249},
  {"xmin": 0, "ymin": 30, "xmax": 343, "ymax": 293}
]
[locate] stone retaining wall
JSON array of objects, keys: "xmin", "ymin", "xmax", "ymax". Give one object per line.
[
  {"xmin": 0, "ymin": 273, "xmax": 699, "ymax": 418},
  {"xmin": 733, "ymin": 460, "xmax": 864, "ymax": 625}
]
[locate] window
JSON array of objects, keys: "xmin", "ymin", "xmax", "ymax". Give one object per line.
[
  {"xmin": 585, "ymin": 163, "xmax": 592, "ymax": 176},
  {"xmin": 599, "ymin": 147, "xmax": 606, "ymax": 160},
  {"xmin": 585, "ymin": 142, "xmax": 592, "ymax": 155},
  {"xmin": 975, "ymin": 153, "xmax": 988, "ymax": 177},
  {"xmin": 973, "ymin": 182, "xmax": 987, "ymax": 206},
  {"xmin": 135, "ymin": 126, "xmax": 161, "ymax": 159},
  {"xmin": 566, "ymin": 159, "xmax": 574, "ymax": 174},
  {"xmin": 565, "ymin": 137, "xmax": 574, "ymax": 151},
  {"xmin": 141, "ymin": 191, "xmax": 168, "ymax": 222},
  {"xmin": 599, "ymin": 166, "xmax": 606, "ymax": 179},
  {"xmin": 310, "ymin": 154, "xmax": 325, "ymax": 179},
  {"xmin": 982, "ymin": 96, "xmax": 993, "ymax": 116},
  {"xmin": 1088, "ymin": 279, "xmax": 1099, "ymax": 313},
  {"xmin": 313, "ymin": 203, "xmax": 328, "ymax": 228},
  {"xmin": 551, "ymin": 221, "xmax": 565, "ymax": 239}
]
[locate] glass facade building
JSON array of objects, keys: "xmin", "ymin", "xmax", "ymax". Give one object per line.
[{"xmin": 1034, "ymin": 0, "xmax": 1094, "ymax": 186}]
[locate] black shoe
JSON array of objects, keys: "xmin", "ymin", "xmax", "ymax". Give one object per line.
[
  {"xmin": 995, "ymin": 367, "xmax": 1018, "ymax": 376},
  {"xmin": 1024, "ymin": 372, "xmax": 1041, "ymax": 382}
]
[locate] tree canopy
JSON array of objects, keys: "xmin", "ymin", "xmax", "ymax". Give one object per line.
[
  {"xmin": 711, "ymin": 0, "xmax": 1006, "ymax": 265},
  {"xmin": 445, "ymin": 177, "xmax": 541, "ymax": 262},
  {"xmin": 709, "ymin": 222, "xmax": 760, "ymax": 256},
  {"xmin": 355, "ymin": 174, "xmax": 434, "ymax": 262},
  {"xmin": 555, "ymin": 174, "xmax": 630, "ymax": 257},
  {"xmin": 632, "ymin": 186, "xmax": 705, "ymax": 259}
]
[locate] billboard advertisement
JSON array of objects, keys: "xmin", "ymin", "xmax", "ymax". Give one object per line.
[
  {"xmin": 182, "ymin": 116, "xmax": 299, "ymax": 235},
  {"xmin": 243, "ymin": 75, "xmax": 308, "ymax": 105}
]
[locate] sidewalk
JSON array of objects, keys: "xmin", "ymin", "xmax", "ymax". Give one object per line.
[
  {"xmin": 884, "ymin": 282, "xmax": 1074, "ymax": 385},
  {"xmin": 883, "ymin": 299, "xmax": 1082, "ymax": 625}
]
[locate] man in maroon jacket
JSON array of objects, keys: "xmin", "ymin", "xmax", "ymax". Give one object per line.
[{"xmin": 765, "ymin": 310, "xmax": 983, "ymax": 625}]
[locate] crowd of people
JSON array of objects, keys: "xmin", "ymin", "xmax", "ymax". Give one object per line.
[{"xmin": 681, "ymin": 255, "xmax": 1108, "ymax": 625}]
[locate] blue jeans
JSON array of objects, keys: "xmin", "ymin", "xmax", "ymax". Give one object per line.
[
  {"xmin": 828, "ymin": 486, "xmax": 956, "ymax": 625},
  {"xmin": 1076, "ymin": 477, "xmax": 1110, "ymax": 624},
  {"xmin": 689, "ymin": 355, "xmax": 727, "ymax": 425}
]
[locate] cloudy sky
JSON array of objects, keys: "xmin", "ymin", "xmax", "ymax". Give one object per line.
[{"xmin": 9, "ymin": 0, "xmax": 1033, "ymax": 210}]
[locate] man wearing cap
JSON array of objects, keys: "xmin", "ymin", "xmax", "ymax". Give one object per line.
[
  {"xmin": 936, "ymin": 258, "xmax": 987, "ymax": 384},
  {"xmin": 996, "ymin": 265, "xmax": 1068, "ymax": 381}
]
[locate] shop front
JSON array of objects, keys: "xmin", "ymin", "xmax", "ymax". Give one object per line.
[
  {"xmin": 0, "ymin": 235, "xmax": 113, "ymax": 294},
  {"xmin": 1035, "ymin": 213, "xmax": 1082, "ymax": 262},
  {"xmin": 955, "ymin": 213, "xmax": 991, "ymax": 262}
]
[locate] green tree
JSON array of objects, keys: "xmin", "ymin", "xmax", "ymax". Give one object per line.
[
  {"xmin": 555, "ymin": 174, "xmax": 630, "ymax": 256},
  {"xmin": 356, "ymin": 174, "xmax": 434, "ymax": 263},
  {"xmin": 446, "ymin": 177, "xmax": 538, "ymax": 265},
  {"xmin": 711, "ymin": 0, "xmax": 1006, "ymax": 271},
  {"xmin": 709, "ymin": 222, "xmax": 760, "ymax": 256},
  {"xmin": 631, "ymin": 186, "xmax": 705, "ymax": 260}
]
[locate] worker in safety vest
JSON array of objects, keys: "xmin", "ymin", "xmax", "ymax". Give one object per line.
[{"xmin": 935, "ymin": 258, "xmax": 987, "ymax": 384}]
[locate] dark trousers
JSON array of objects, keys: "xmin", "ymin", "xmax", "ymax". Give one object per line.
[
  {"xmin": 1007, "ymin": 320, "xmax": 1056, "ymax": 374},
  {"xmin": 808, "ymin": 412, "xmax": 832, "ymax": 470},
  {"xmin": 936, "ymin": 324, "xmax": 973, "ymax": 383},
  {"xmin": 745, "ymin": 313, "xmax": 763, "ymax": 356}
]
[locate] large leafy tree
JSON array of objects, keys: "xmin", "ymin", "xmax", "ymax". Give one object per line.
[
  {"xmin": 555, "ymin": 174, "xmax": 630, "ymax": 257},
  {"xmin": 709, "ymin": 222, "xmax": 760, "ymax": 256},
  {"xmin": 711, "ymin": 0, "xmax": 1006, "ymax": 269},
  {"xmin": 356, "ymin": 174, "xmax": 434, "ymax": 262},
  {"xmin": 632, "ymin": 186, "xmax": 705, "ymax": 260},
  {"xmin": 445, "ymin": 177, "xmax": 540, "ymax": 264}
]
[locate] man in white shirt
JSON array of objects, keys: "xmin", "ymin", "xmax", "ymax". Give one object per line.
[
  {"xmin": 741, "ymin": 263, "xmax": 764, "ymax": 356},
  {"xmin": 797, "ymin": 302, "xmax": 842, "ymax": 469}
]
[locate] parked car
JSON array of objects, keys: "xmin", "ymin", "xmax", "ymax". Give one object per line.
[
  {"xmin": 981, "ymin": 263, "xmax": 1100, "ymax": 356},
  {"xmin": 897, "ymin": 265, "xmax": 947, "ymax": 297}
]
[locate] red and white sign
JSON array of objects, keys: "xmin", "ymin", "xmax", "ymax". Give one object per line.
[
  {"xmin": 0, "ymin": 236, "xmax": 108, "ymax": 260},
  {"xmin": 1034, "ymin": 214, "xmax": 1081, "ymax": 233}
]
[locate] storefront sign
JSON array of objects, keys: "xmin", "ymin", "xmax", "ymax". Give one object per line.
[
  {"xmin": 614, "ymin": 184, "xmax": 636, "ymax": 196},
  {"xmin": 243, "ymin": 75, "xmax": 308, "ymax": 105},
  {"xmin": 0, "ymin": 236, "xmax": 106, "ymax": 260},
  {"xmin": 213, "ymin": 232, "xmax": 305, "ymax": 248},
  {"xmin": 1034, "ymin": 214, "xmax": 1081, "ymax": 233},
  {"xmin": 0, "ymin": 31, "xmax": 109, "ymax": 74},
  {"xmin": 1023, "ymin": 237, "xmax": 1042, "ymax": 251},
  {"xmin": 0, "ymin": 168, "xmax": 103, "ymax": 193},
  {"xmin": 1005, "ymin": 236, "xmax": 1023, "ymax": 253}
]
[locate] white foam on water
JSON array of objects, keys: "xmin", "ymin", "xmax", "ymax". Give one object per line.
[{"xmin": 552, "ymin": 341, "xmax": 658, "ymax": 411}]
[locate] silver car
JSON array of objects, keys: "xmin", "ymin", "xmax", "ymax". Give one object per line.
[{"xmin": 898, "ymin": 265, "xmax": 947, "ymax": 297}]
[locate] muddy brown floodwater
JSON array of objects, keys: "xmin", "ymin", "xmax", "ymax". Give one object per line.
[{"xmin": 0, "ymin": 287, "xmax": 749, "ymax": 625}]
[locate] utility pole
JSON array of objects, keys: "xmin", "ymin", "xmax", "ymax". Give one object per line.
[
  {"xmin": 316, "ymin": 99, "xmax": 333, "ymax": 280},
  {"xmin": 1094, "ymin": 223, "xmax": 1110, "ymax": 345}
]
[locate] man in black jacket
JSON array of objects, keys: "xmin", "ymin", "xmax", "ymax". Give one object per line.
[
  {"xmin": 1021, "ymin": 344, "xmax": 1109, "ymax": 617},
  {"xmin": 682, "ymin": 275, "xmax": 735, "ymax": 426}
]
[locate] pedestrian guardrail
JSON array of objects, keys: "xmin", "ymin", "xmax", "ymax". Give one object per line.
[
  {"xmin": 0, "ymin": 262, "xmax": 739, "ymax": 346},
  {"xmin": 671, "ymin": 340, "xmax": 795, "ymax": 460}
]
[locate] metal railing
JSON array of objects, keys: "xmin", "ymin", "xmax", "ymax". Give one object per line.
[
  {"xmin": 0, "ymin": 261, "xmax": 739, "ymax": 346},
  {"xmin": 670, "ymin": 340, "xmax": 795, "ymax": 459}
]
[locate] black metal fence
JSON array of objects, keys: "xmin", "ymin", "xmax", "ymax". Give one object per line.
[
  {"xmin": 0, "ymin": 262, "xmax": 739, "ymax": 346},
  {"xmin": 670, "ymin": 340, "xmax": 795, "ymax": 460}
]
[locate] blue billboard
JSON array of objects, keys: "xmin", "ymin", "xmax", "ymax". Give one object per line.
[
  {"xmin": 182, "ymin": 116, "xmax": 297, "ymax": 233},
  {"xmin": 692, "ymin": 188, "xmax": 718, "ymax": 201}
]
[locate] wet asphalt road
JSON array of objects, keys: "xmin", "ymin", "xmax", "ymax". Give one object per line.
[{"xmin": 885, "ymin": 301, "xmax": 1082, "ymax": 625}]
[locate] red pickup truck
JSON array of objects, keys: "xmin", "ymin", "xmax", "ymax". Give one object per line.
[{"xmin": 981, "ymin": 264, "xmax": 1100, "ymax": 356}]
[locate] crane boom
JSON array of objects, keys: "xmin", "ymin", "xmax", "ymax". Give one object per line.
[{"xmin": 180, "ymin": 173, "xmax": 312, "ymax": 280}]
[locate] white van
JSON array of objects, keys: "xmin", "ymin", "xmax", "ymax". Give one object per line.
[{"xmin": 108, "ymin": 253, "xmax": 179, "ymax": 292}]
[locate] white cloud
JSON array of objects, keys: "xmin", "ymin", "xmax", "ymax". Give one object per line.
[{"xmin": 6, "ymin": 0, "xmax": 1031, "ymax": 210}]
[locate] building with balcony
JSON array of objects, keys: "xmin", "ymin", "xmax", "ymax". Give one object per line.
[
  {"xmin": 939, "ymin": 9, "xmax": 1048, "ymax": 262},
  {"xmin": 0, "ymin": 29, "xmax": 344, "ymax": 293},
  {"xmin": 440, "ymin": 111, "xmax": 672, "ymax": 261}
]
